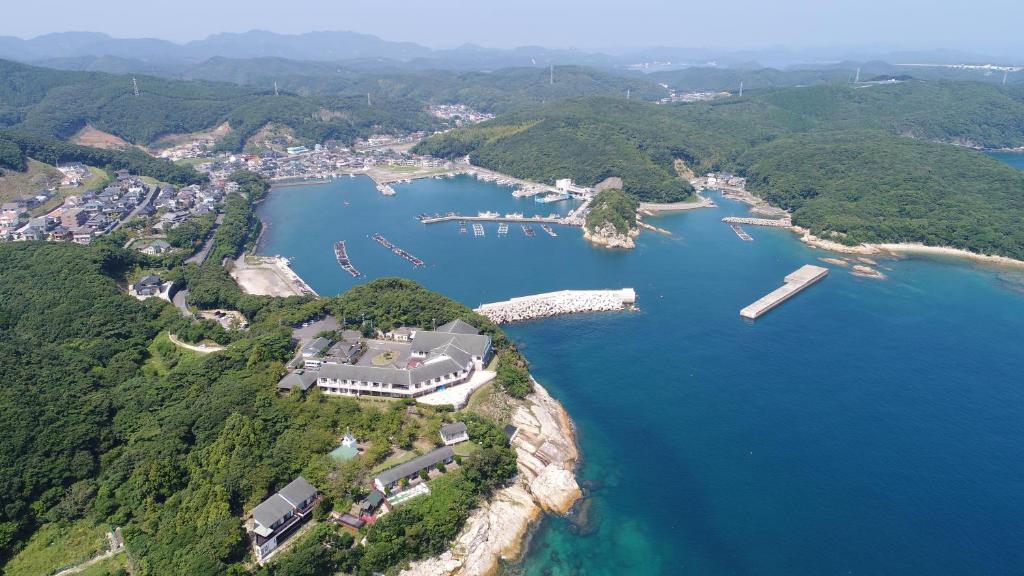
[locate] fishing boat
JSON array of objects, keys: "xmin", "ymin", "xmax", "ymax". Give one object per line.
[
  {"xmin": 521, "ymin": 224, "xmax": 535, "ymax": 237},
  {"xmin": 540, "ymin": 224, "xmax": 558, "ymax": 237},
  {"xmin": 478, "ymin": 211, "xmax": 499, "ymax": 218},
  {"xmin": 535, "ymin": 192, "xmax": 570, "ymax": 203}
]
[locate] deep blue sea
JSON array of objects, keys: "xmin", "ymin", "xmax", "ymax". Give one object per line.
[{"xmin": 258, "ymin": 162, "xmax": 1024, "ymax": 576}]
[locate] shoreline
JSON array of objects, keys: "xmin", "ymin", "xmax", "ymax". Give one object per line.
[
  {"xmin": 793, "ymin": 226, "xmax": 1024, "ymax": 269},
  {"xmin": 401, "ymin": 379, "xmax": 581, "ymax": 576}
]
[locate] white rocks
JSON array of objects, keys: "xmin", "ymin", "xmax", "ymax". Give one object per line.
[
  {"xmin": 400, "ymin": 381, "xmax": 580, "ymax": 576},
  {"xmin": 583, "ymin": 222, "xmax": 639, "ymax": 248},
  {"xmin": 475, "ymin": 289, "xmax": 636, "ymax": 324}
]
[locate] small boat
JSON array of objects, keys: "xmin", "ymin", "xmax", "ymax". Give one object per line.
[
  {"xmin": 540, "ymin": 224, "xmax": 557, "ymax": 237},
  {"xmin": 521, "ymin": 224, "xmax": 535, "ymax": 237}
]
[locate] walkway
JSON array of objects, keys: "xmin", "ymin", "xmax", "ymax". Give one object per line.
[
  {"xmin": 186, "ymin": 214, "xmax": 225, "ymax": 265},
  {"xmin": 416, "ymin": 370, "xmax": 496, "ymax": 409},
  {"xmin": 52, "ymin": 529, "xmax": 124, "ymax": 576},
  {"xmin": 168, "ymin": 333, "xmax": 225, "ymax": 354}
]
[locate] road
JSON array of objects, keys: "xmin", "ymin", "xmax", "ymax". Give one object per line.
[
  {"xmin": 111, "ymin": 185, "xmax": 158, "ymax": 232},
  {"xmin": 186, "ymin": 213, "xmax": 224, "ymax": 265}
]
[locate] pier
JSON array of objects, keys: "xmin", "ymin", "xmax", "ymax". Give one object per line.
[
  {"xmin": 740, "ymin": 265, "xmax": 828, "ymax": 319},
  {"xmin": 475, "ymin": 289, "xmax": 637, "ymax": 324},
  {"xmin": 722, "ymin": 216, "xmax": 792, "ymax": 227},
  {"xmin": 420, "ymin": 213, "xmax": 571, "ymax": 226}
]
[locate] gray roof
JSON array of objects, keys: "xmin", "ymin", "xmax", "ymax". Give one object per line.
[
  {"xmin": 435, "ymin": 319, "xmax": 479, "ymax": 334},
  {"xmin": 278, "ymin": 369, "xmax": 319, "ymax": 391},
  {"xmin": 427, "ymin": 341, "xmax": 472, "ymax": 367},
  {"xmin": 440, "ymin": 421, "xmax": 468, "ymax": 441},
  {"xmin": 375, "ymin": 446, "xmax": 454, "ymax": 487},
  {"xmin": 251, "ymin": 476, "xmax": 318, "ymax": 529},
  {"xmin": 411, "ymin": 330, "xmax": 490, "ymax": 358},
  {"xmin": 302, "ymin": 337, "xmax": 330, "ymax": 355},
  {"xmin": 279, "ymin": 476, "xmax": 318, "ymax": 506},
  {"xmin": 319, "ymin": 355, "xmax": 469, "ymax": 388}
]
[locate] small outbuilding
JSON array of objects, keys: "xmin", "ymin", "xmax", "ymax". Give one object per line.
[{"xmin": 439, "ymin": 422, "xmax": 469, "ymax": 446}]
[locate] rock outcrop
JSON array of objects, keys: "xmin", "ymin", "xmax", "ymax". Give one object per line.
[
  {"xmin": 583, "ymin": 222, "xmax": 640, "ymax": 249},
  {"xmin": 401, "ymin": 381, "xmax": 581, "ymax": 576}
]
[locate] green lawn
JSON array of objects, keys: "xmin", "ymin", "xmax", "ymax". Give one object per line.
[
  {"xmin": 0, "ymin": 159, "xmax": 61, "ymax": 204},
  {"xmin": 371, "ymin": 350, "xmax": 398, "ymax": 366},
  {"xmin": 5, "ymin": 520, "xmax": 110, "ymax": 576}
]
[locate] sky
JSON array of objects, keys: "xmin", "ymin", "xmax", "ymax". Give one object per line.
[{"xmin": 2, "ymin": 0, "xmax": 1023, "ymax": 55}]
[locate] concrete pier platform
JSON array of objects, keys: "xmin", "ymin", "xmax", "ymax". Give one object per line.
[{"xmin": 741, "ymin": 265, "xmax": 828, "ymax": 319}]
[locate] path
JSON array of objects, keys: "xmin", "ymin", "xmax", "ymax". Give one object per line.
[
  {"xmin": 52, "ymin": 529, "xmax": 124, "ymax": 576},
  {"xmin": 111, "ymin": 185, "xmax": 158, "ymax": 232},
  {"xmin": 168, "ymin": 332, "xmax": 225, "ymax": 353}
]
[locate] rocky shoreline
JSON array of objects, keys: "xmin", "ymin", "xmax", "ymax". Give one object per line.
[
  {"xmin": 400, "ymin": 381, "xmax": 581, "ymax": 576},
  {"xmin": 583, "ymin": 223, "xmax": 640, "ymax": 249}
]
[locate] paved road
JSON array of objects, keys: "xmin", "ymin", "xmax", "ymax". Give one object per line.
[
  {"xmin": 111, "ymin": 185, "xmax": 158, "ymax": 232},
  {"xmin": 186, "ymin": 214, "xmax": 224, "ymax": 265},
  {"xmin": 172, "ymin": 288, "xmax": 192, "ymax": 316}
]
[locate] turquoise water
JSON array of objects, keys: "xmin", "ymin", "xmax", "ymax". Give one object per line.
[{"xmin": 258, "ymin": 171, "xmax": 1024, "ymax": 575}]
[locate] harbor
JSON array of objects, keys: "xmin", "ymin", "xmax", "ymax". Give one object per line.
[
  {"xmin": 333, "ymin": 241, "xmax": 361, "ymax": 277},
  {"xmin": 740, "ymin": 265, "xmax": 829, "ymax": 319},
  {"xmin": 419, "ymin": 212, "xmax": 571, "ymax": 226},
  {"xmin": 475, "ymin": 289, "xmax": 637, "ymax": 324},
  {"xmin": 371, "ymin": 233, "xmax": 424, "ymax": 266}
]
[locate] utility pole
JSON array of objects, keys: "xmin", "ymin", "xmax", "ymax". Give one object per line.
[
  {"xmin": 738, "ymin": 81, "xmax": 743, "ymax": 98},
  {"xmin": 855, "ymin": 67, "xmax": 861, "ymax": 83},
  {"xmin": 132, "ymin": 77, "xmax": 140, "ymax": 97},
  {"xmin": 367, "ymin": 93, "xmax": 372, "ymax": 107},
  {"xmin": 550, "ymin": 65, "xmax": 554, "ymax": 85},
  {"xmin": 274, "ymin": 81, "xmax": 279, "ymax": 96},
  {"xmin": 1003, "ymin": 70, "xmax": 1009, "ymax": 85},
  {"xmin": 626, "ymin": 88, "xmax": 631, "ymax": 100}
]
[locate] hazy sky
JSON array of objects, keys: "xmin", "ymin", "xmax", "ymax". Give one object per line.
[{"xmin": 3, "ymin": 0, "xmax": 1023, "ymax": 54}]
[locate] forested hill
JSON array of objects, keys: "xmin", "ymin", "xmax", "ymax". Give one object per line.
[
  {"xmin": 416, "ymin": 80, "xmax": 1024, "ymax": 257},
  {"xmin": 0, "ymin": 59, "xmax": 435, "ymax": 151},
  {"xmin": 0, "ymin": 239, "xmax": 523, "ymax": 575}
]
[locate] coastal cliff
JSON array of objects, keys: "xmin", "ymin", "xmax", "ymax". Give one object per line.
[
  {"xmin": 401, "ymin": 381, "xmax": 581, "ymax": 576},
  {"xmin": 583, "ymin": 223, "xmax": 640, "ymax": 249}
]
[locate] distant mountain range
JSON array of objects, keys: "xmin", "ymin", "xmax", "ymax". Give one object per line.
[{"xmin": 1, "ymin": 30, "xmax": 1018, "ymax": 74}]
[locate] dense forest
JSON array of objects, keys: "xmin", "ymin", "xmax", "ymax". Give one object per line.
[
  {"xmin": 586, "ymin": 189, "xmax": 640, "ymax": 234},
  {"xmin": 0, "ymin": 59, "xmax": 436, "ymax": 152},
  {"xmin": 418, "ymin": 81, "xmax": 1024, "ymax": 257},
  {"xmin": 0, "ymin": 236, "xmax": 527, "ymax": 575}
]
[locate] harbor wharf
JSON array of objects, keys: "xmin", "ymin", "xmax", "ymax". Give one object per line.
[
  {"xmin": 740, "ymin": 265, "xmax": 828, "ymax": 320},
  {"xmin": 420, "ymin": 214, "xmax": 575, "ymax": 226},
  {"xmin": 475, "ymin": 289, "xmax": 637, "ymax": 324},
  {"xmin": 722, "ymin": 216, "xmax": 792, "ymax": 227}
]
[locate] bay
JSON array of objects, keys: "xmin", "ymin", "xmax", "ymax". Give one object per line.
[{"xmin": 257, "ymin": 168, "xmax": 1024, "ymax": 575}]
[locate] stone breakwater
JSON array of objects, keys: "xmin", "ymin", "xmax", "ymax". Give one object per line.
[
  {"xmin": 400, "ymin": 381, "xmax": 581, "ymax": 576},
  {"xmin": 475, "ymin": 289, "xmax": 637, "ymax": 324},
  {"xmin": 722, "ymin": 216, "xmax": 792, "ymax": 227}
]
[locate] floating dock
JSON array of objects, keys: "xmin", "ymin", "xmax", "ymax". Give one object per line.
[
  {"xmin": 540, "ymin": 224, "xmax": 558, "ymax": 237},
  {"xmin": 730, "ymin": 224, "xmax": 752, "ymax": 241},
  {"xmin": 333, "ymin": 240, "xmax": 361, "ymax": 277},
  {"xmin": 521, "ymin": 224, "xmax": 535, "ymax": 237},
  {"xmin": 498, "ymin": 223, "xmax": 508, "ymax": 236},
  {"xmin": 473, "ymin": 223, "xmax": 485, "ymax": 237},
  {"xmin": 740, "ymin": 265, "xmax": 828, "ymax": 319},
  {"xmin": 371, "ymin": 233, "xmax": 424, "ymax": 267}
]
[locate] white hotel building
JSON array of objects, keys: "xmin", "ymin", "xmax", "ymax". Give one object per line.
[{"xmin": 317, "ymin": 320, "xmax": 492, "ymax": 399}]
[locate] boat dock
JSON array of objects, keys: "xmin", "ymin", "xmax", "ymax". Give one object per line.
[
  {"xmin": 730, "ymin": 224, "xmax": 753, "ymax": 241},
  {"xmin": 540, "ymin": 224, "xmax": 558, "ymax": 237},
  {"xmin": 475, "ymin": 289, "xmax": 637, "ymax": 324},
  {"xmin": 371, "ymin": 233, "xmax": 424, "ymax": 267},
  {"xmin": 473, "ymin": 223, "xmax": 485, "ymax": 237},
  {"xmin": 498, "ymin": 223, "xmax": 508, "ymax": 236},
  {"xmin": 740, "ymin": 265, "xmax": 828, "ymax": 319},
  {"xmin": 333, "ymin": 241, "xmax": 362, "ymax": 277}
]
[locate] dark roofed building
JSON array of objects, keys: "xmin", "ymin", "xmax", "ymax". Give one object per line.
[
  {"xmin": 359, "ymin": 490, "xmax": 387, "ymax": 515},
  {"xmin": 440, "ymin": 422, "xmax": 469, "ymax": 446},
  {"xmin": 277, "ymin": 369, "xmax": 319, "ymax": 392},
  {"xmin": 250, "ymin": 476, "xmax": 319, "ymax": 562},
  {"xmin": 374, "ymin": 446, "xmax": 454, "ymax": 492},
  {"xmin": 435, "ymin": 319, "xmax": 479, "ymax": 334}
]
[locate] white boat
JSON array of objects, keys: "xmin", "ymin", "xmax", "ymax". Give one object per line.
[{"xmin": 478, "ymin": 211, "xmax": 500, "ymax": 218}]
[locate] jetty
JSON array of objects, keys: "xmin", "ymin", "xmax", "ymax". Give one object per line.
[
  {"xmin": 333, "ymin": 241, "xmax": 362, "ymax": 277},
  {"xmin": 371, "ymin": 233, "xmax": 424, "ymax": 267},
  {"xmin": 722, "ymin": 216, "xmax": 792, "ymax": 227},
  {"xmin": 475, "ymin": 289, "xmax": 637, "ymax": 324},
  {"xmin": 420, "ymin": 213, "xmax": 570, "ymax": 226},
  {"xmin": 740, "ymin": 265, "xmax": 828, "ymax": 320}
]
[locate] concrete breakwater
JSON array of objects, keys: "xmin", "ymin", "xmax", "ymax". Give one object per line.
[
  {"xmin": 475, "ymin": 289, "xmax": 636, "ymax": 324},
  {"xmin": 740, "ymin": 265, "xmax": 828, "ymax": 319},
  {"xmin": 722, "ymin": 216, "xmax": 792, "ymax": 227}
]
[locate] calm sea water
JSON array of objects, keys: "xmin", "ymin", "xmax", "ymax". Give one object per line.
[{"xmin": 258, "ymin": 165, "xmax": 1024, "ymax": 576}]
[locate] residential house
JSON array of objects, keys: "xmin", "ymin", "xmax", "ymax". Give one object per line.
[
  {"xmin": 132, "ymin": 275, "xmax": 164, "ymax": 298},
  {"xmin": 439, "ymin": 422, "xmax": 469, "ymax": 446},
  {"xmin": 373, "ymin": 446, "xmax": 454, "ymax": 492},
  {"xmin": 385, "ymin": 326, "xmax": 418, "ymax": 341},
  {"xmin": 250, "ymin": 477, "xmax": 319, "ymax": 562},
  {"xmin": 277, "ymin": 369, "xmax": 319, "ymax": 392},
  {"xmin": 141, "ymin": 240, "xmax": 172, "ymax": 255}
]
